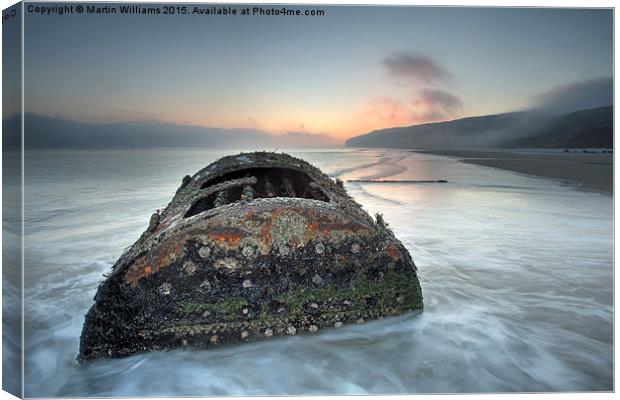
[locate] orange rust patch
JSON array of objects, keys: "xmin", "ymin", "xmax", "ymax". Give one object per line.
[
  {"xmin": 309, "ymin": 221, "xmax": 320, "ymax": 233},
  {"xmin": 386, "ymin": 242, "xmax": 402, "ymax": 261},
  {"xmin": 310, "ymin": 219, "xmax": 371, "ymax": 239},
  {"xmin": 207, "ymin": 227, "xmax": 246, "ymax": 247},
  {"xmin": 154, "ymin": 241, "xmax": 184, "ymax": 269},
  {"xmin": 260, "ymin": 223, "xmax": 271, "ymax": 249},
  {"xmin": 207, "ymin": 233, "xmax": 244, "ymax": 246},
  {"xmin": 124, "ymin": 258, "xmax": 150, "ymax": 286},
  {"xmin": 124, "ymin": 238, "xmax": 185, "ymax": 286},
  {"xmin": 255, "ymin": 207, "xmax": 287, "ymax": 253}
]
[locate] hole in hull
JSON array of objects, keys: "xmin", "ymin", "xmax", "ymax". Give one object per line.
[{"xmin": 184, "ymin": 167, "xmax": 328, "ymax": 218}]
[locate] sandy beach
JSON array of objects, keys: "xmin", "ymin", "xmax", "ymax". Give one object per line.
[{"xmin": 417, "ymin": 150, "xmax": 613, "ymax": 193}]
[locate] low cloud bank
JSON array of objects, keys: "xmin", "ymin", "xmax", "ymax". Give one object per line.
[
  {"xmin": 534, "ymin": 77, "xmax": 612, "ymax": 113},
  {"xmin": 3, "ymin": 114, "xmax": 343, "ymax": 150}
]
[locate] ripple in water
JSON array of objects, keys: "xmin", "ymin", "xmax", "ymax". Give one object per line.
[{"xmin": 15, "ymin": 148, "xmax": 612, "ymax": 396}]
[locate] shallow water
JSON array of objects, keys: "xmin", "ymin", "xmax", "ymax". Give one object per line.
[{"xmin": 18, "ymin": 148, "xmax": 612, "ymax": 396}]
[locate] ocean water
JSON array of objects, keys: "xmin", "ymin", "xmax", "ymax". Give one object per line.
[{"xmin": 16, "ymin": 148, "xmax": 612, "ymax": 396}]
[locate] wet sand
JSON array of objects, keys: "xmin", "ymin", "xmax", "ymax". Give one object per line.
[{"xmin": 417, "ymin": 150, "xmax": 613, "ymax": 193}]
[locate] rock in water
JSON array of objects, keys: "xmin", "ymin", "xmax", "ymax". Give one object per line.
[{"xmin": 78, "ymin": 152, "xmax": 423, "ymax": 362}]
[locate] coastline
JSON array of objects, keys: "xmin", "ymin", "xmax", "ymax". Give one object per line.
[{"xmin": 415, "ymin": 149, "xmax": 613, "ymax": 193}]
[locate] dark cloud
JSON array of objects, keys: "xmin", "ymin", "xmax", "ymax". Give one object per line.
[
  {"xmin": 412, "ymin": 88, "xmax": 462, "ymax": 121},
  {"xmin": 357, "ymin": 52, "xmax": 462, "ymax": 128},
  {"xmin": 382, "ymin": 52, "xmax": 450, "ymax": 83},
  {"xmin": 534, "ymin": 77, "xmax": 612, "ymax": 113}
]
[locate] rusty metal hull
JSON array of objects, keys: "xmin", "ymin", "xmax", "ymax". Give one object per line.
[{"xmin": 78, "ymin": 152, "xmax": 423, "ymax": 361}]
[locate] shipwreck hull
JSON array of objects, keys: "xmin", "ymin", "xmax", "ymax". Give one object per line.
[{"xmin": 78, "ymin": 152, "xmax": 423, "ymax": 361}]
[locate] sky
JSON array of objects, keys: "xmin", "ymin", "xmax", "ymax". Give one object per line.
[{"xmin": 20, "ymin": 5, "xmax": 613, "ymax": 143}]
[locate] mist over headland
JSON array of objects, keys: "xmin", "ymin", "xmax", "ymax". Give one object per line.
[
  {"xmin": 346, "ymin": 77, "xmax": 613, "ymax": 150},
  {"xmin": 346, "ymin": 106, "xmax": 613, "ymax": 150}
]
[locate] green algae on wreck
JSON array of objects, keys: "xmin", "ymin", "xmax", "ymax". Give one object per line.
[{"xmin": 78, "ymin": 152, "xmax": 423, "ymax": 362}]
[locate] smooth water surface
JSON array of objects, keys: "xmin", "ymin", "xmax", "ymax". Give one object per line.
[{"xmin": 20, "ymin": 148, "xmax": 613, "ymax": 396}]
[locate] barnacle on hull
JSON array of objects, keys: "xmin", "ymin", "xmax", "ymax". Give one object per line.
[{"xmin": 78, "ymin": 152, "xmax": 423, "ymax": 362}]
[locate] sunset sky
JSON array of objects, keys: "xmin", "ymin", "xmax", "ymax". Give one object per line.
[{"xmin": 22, "ymin": 6, "xmax": 613, "ymax": 143}]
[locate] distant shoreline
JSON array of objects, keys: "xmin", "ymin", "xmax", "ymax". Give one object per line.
[{"xmin": 415, "ymin": 149, "xmax": 613, "ymax": 194}]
